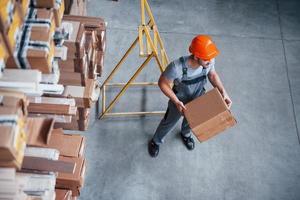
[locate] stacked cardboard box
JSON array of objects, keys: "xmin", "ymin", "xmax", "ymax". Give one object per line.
[
  {"xmin": 23, "ymin": 125, "xmax": 87, "ymax": 199},
  {"xmin": 62, "ymin": 15, "xmax": 106, "ymax": 77},
  {"xmin": 42, "ymin": 128, "xmax": 87, "ymax": 198},
  {"xmin": 0, "ymin": 1, "xmax": 106, "ymax": 199},
  {"xmin": 54, "ymin": 16, "xmax": 104, "ymax": 131},
  {"xmin": 0, "ymin": 90, "xmax": 28, "ymax": 169},
  {"xmin": 0, "ymin": 168, "xmax": 27, "ymax": 199}
]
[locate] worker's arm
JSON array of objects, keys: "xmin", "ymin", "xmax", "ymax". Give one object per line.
[
  {"xmin": 158, "ymin": 75, "xmax": 186, "ymax": 113},
  {"xmin": 208, "ymin": 70, "xmax": 232, "ymax": 108}
]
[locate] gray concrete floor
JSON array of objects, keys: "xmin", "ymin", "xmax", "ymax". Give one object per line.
[{"xmin": 79, "ymin": 0, "xmax": 300, "ymax": 199}]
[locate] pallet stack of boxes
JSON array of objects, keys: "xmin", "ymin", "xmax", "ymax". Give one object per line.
[{"xmin": 0, "ymin": 0, "xmax": 106, "ymax": 199}]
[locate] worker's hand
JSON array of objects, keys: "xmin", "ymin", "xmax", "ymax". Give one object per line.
[
  {"xmin": 174, "ymin": 100, "xmax": 186, "ymax": 114},
  {"xmin": 222, "ymin": 93, "xmax": 232, "ymax": 109}
]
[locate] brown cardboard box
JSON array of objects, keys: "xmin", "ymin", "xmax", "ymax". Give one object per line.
[
  {"xmin": 59, "ymin": 71, "xmax": 85, "ymax": 86},
  {"xmin": 56, "ymin": 156, "xmax": 86, "ymax": 188},
  {"xmin": 6, "ymin": 25, "xmax": 55, "ymax": 73},
  {"xmin": 95, "ymin": 51, "xmax": 104, "ymax": 76},
  {"xmin": 29, "ymin": 0, "xmax": 56, "ymax": 8},
  {"xmin": 58, "ymin": 55, "xmax": 88, "ymax": 77},
  {"xmin": 29, "ymin": 113, "xmax": 73, "ymax": 123},
  {"xmin": 26, "ymin": 117, "xmax": 55, "ymax": 146},
  {"xmin": 62, "ymin": 15, "xmax": 106, "ymax": 76},
  {"xmin": 0, "ymin": 91, "xmax": 28, "ymax": 116},
  {"xmin": 54, "ymin": 116, "xmax": 89, "ymax": 131},
  {"xmin": 45, "ymin": 132, "xmax": 85, "ymax": 157},
  {"xmin": 0, "ymin": 110, "xmax": 26, "ymax": 169},
  {"xmin": 64, "ymin": 21, "xmax": 86, "ymax": 59},
  {"xmin": 55, "ymin": 189, "xmax": 72, "ymax": 200},
  {"xmin": 0, "ymin": 126, "xmax": 20, "ymax": 161},
  {"xmin": 61, "ymin": 79, "xmax": 99, "ymax": 108},
  {"xmin": 26, "ymin": 8, "xmax": 56, "ymax": 40},
  {"xmin": 25, "ymin": 39, "xmax": 55, "ymax": 74},
  {"xmin": 0, "ymin": 102, "xmax": 25, "ymax": 119},
  {"xmin": 28, "ymin": 96, "xmax": 77, "ymax": 115},
  {"xmin": 62, "ymin": 15, "xmax": 106, "ymax": 52},
  {"xmin": 21, "ymin": 156, "xmax": 76, "ymax": 173},
  {"xmin": 77, "ymin": 108, "xmax": 90, "ymax": 120},
  {"xmin": 184, "ymin": 88, "xmax": 237, "ymax": 142}
]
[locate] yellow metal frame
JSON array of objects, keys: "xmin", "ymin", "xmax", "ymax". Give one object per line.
[{"xmin": 98, "ymin": 0, "xmax": 169, "ymax": 119}]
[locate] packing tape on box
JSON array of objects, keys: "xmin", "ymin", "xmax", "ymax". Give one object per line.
[
  {"xmin": 0, "ymin": 59, "xmax": 4, "ymax": 75},
  {"xmin": 27, "ymin": 7, "xmax": 37, "ymax": 19},
  {"xmin": 21, "ymin": 42, "xmax": 51, "ymax": 69},
  {"xmin": 0, "ymin": 115, "xmax": 19, "ymax": 125},
  {"xmin": 26, "ymin": 19, "xmax": 52, "ymax": 27},
  {"xmin": 17, "ymin": 25, "xmax": 31, "ymax": 69},
  {"xmin": 16, "ymin": 24, "xmax": 52, "ymax": 70}
]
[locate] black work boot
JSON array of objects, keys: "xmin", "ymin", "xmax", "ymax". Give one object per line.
[
  {"xmin": 181, "ymin": 134, "xmax": 195, "ymax": 150},
  {"xmin": 148, "ymin": 139, "xmax": 159, "ymax": 157}
]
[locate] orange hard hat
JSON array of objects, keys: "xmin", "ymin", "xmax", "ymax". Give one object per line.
[{"xmin": 189, "ymin": 35, "xmax": 219, "ymax": 60}]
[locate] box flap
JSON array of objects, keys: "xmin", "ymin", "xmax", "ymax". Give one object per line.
[
  {"xmin": 57, "ymin": 156, "xmax": 85, "ymax": 187},
  {"xmin": 46, "ymin": 132, "xmax": 85, "ymax": 157},
  {"xmin": 26, "ymin": 117, "xmax": 54, "ymax": 146}
]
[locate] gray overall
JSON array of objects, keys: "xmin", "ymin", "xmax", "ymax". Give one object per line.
[{"xmin": 153, "ymin": 57, "xmax": 208, "ymax": 145}]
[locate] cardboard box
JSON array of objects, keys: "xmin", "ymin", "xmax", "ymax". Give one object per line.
[
  {"xmin": 59, "ymin": 71, "xmax": 85, "ymax": 86},
  {"xmin": 6, "ymin": 25, "xmax": 55, "ymax": 73},
  {"xmin": 184, "ymin": 88, "xmax": 237, "ymax": 142},
  {"xmin": 64, "ymin": 21, "xmax": 86, "ymax": 59},
  {"xmin": 45, "ymin": 132, "xmax": 85, "ymax": 157},
  {"xmin": 95, "ymin": 50, "xmax": 104, "ymax": 76},
  {"xmin": 55, "ymin": 189, "xmax": 72, "ymax": 200},
  {"xmin": 26, "ymin": 117, "xmax": 55, "ymax": 146},
  {"xmin": 62, "ymin": 79, "xmax": 99, "ymax": 108},
  {"xmin": 26, "ymin": 8, "xmax": 56, "ymax": 40},
  {"xmin": 28, "ymin": 96, "xmax": 77, "ymax": 115},
  {"xmin": 54, "ymin": 116, "xmax": 89, "ymax": 131},
  {"xmin": 62, "ymin": 15, "xmax": 106, "ymax": 52},
  {"xmin": 29, "ymin": 0, "xmax": 56, "ymax": 8},
  {"xmin": 58, "ymin": 55, "xmax": 88, "ymax": 76},
  {"xmin": 0, "ymin": 101, "xmax": 25, "ymax": 116},
  {"xmin": 77, "ymin": 108, "xmax": 90, "ymax": 120},
  {"xmin": 24, "ymin": 37, "xmax": 55, "ymax": 74},
  {"xmin": 0, "ymin": 111, "xmax": 26, "ymax": 169},
  {"xmin": 56, "ymin": 156, "xmax": 86, "ymax": 188},
  {"xmin": 0, "ymin": 91, "xmax": 28, "ymax": 116}
]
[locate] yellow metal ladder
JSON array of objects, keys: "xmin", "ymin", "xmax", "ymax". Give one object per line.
[{"xmin": 98, "ymin": 0, "xmax": 169, "ymax": 119}]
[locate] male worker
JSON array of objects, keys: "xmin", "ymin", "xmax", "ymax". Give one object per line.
[{"xmin": 148, "ymin": 35, "xmax": 232, "ymax": 157}]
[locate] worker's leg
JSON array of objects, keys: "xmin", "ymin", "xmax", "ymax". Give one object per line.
[
  {"xmin": 180, "ymin": 117, "xmax": 195, "ymax": 150},
  {"xmin": 152, "ymin": 100, "xmax": 182, "ymax": 144},
  {"xmin": 181, "ymin": 117, "xmax": 192, "ymax": 138}
]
